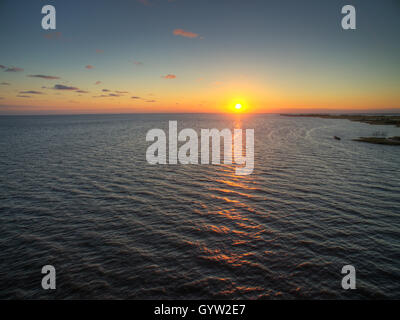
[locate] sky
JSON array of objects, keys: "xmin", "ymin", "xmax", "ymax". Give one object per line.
[{"xmin": 0, "ymin": 0, "xmax": 399, "ymax": 114}]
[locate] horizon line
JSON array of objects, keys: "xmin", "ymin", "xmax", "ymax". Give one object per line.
[{"xmin": 1, "ymin": 110, "xmax": 400, "ymax": 117}]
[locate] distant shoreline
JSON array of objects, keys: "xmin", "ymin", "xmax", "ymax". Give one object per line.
[
  {"xmin": 353, "ymin": 136, "xmax": 400, "ymax": 146},
  {"xmin": 281, "ymin": 114, "xmax": 400, "ymax": 146},
  {"xmin": 280, "ymin": 114, "xmax": 400, "ymax": 127}
]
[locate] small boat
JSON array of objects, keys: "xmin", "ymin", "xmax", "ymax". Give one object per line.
[{"xmin": 334, "ymin": 136, "xmax": 341, "ymax": 140}]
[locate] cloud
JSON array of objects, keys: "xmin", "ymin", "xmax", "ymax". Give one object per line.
[
  {"xmin": 0, "ymin": 65, "xmax": 5, "ymax": 69},
  {"xmin": 53, "ymin": 84, "xmax": 79, "ymax": 90},
  {"xmin": 0, "ymin": 82, "xmax": 10, "ymax": 85},
  {"xmin": 28, "ymin": 74, "xmax": 60, "ymax": 80},
  {"xmin": 96, "ymin": 49, "xmax": 104, "ymax": 53},
  {"xmin": 85, "ymin": 65, "xmax": 94, "ymax": 69},
  {"xmin": 116, "ymin": 91, "xmax": 128, "ymax": 94},
  {"xmin": 5, "ymin": 67, "xmax": 24, "ymax": 72},
  {"xmin": 19, "ymin": 90, "xmax": 43, "ymax": 95},
  {"xmin": 173, "ymin": 29, "xmax": 199, "ymax": 39},
  {"xmin": 131, "ymin": 96, "xmax": 141, "ymax": 99},
  {"xmin": 17, "ymin": 95, "xmax": 31, "ymax": 98},
  {"xmin": 95, "ymin": 81, "xmax": 102, "ymax": 85},
  {"xmin": 93, "ymin": 93, "xmax": 120, "ymax": 97},
  {"xmin": 102, "ymin": 89, "xmax": 110, "ymax": 92},
  {"xmin": 76, "ymin": 90, "xmax": 89, "ymax": 93},
  {"xmin": 44, "ymin": 32, "xmax": 62, "ymax": 40},
  {"xmin": 162, "ymin": 74, "xmax": 177, "ymax": 79},
  {"xmin": 146, "ymin": 100, "xmax": 156, "ymax": 103},
  {"xmin": 133, "ymin": 61, "xmax": 143, "ymax": 66},
  {"xmin": 137, "ymin": 0, "xmax": 151, "ymax": 5}
]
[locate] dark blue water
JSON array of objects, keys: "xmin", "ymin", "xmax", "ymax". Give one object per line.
[{"xmin": 0, "ymin": 114, "xmax": 399, "ymax": 299}]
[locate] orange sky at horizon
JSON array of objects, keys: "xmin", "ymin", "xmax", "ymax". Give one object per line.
[
  {"xmin": 1, "ymin": 80, "xmax": 399, "ymax": 114},
  {"xmin": 1, "ymin": 68, "xmax": 400, "ymax": 114}
]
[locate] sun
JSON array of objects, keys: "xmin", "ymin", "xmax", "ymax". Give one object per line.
[{"xmin": 228, "ymin": 98, "xmax": 248, "ymax": 113}]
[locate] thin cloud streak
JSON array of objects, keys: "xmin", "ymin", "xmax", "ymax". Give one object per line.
[
  {"xmin": 28, "ymin": 74, "xmax": 60, "ymax": 80},
  {"xmin": 173, "ymin": 29, "xmax": 199, "ymax": 38},
  {"xmin": 19, "ymin": 91, "xmax": 43, "ymax": 95},
  {"xmin": 4, "ymin": 67, "xmax": 24, "ymax": 72},
  {"xmin": 53, "ymin": 84, "xmax": 79, "ymax": 90},
  {"xmin": 137, "ymin": 0, "xmax": 151, "ymax": 6},
  {"xmin": 43, "ymin": 32, "xmax": 62, "ymax": 40},
  {"xmin": 162, "ymin": 74, "xmax": 177, "ymax": 79}
]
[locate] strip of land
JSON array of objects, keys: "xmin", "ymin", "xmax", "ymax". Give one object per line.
[
  {"xmin": 353, "ymin": 136, "xmax": 400, "ymax": 146},
  {"xmin": 281, "ymin": 114, "xmax": 400, "ymax": 145},
  {"xmin": 280, "ymin": 114, "xmax": 400, "ymax": 127}
]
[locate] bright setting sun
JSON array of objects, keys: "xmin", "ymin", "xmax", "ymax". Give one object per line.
[{"xmin": 229, "ymin": 99, "xmax": 247, "ymax": 113}]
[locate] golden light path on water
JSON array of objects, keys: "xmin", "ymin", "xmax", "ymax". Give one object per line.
[{"xmin": 183, "ymin": 113, "xmax": 274, "ymax": 296}]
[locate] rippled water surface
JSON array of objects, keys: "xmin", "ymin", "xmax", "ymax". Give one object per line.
[{"xmin": 0, "ymin": 114, "xmax": 399, "ymax": 299}]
